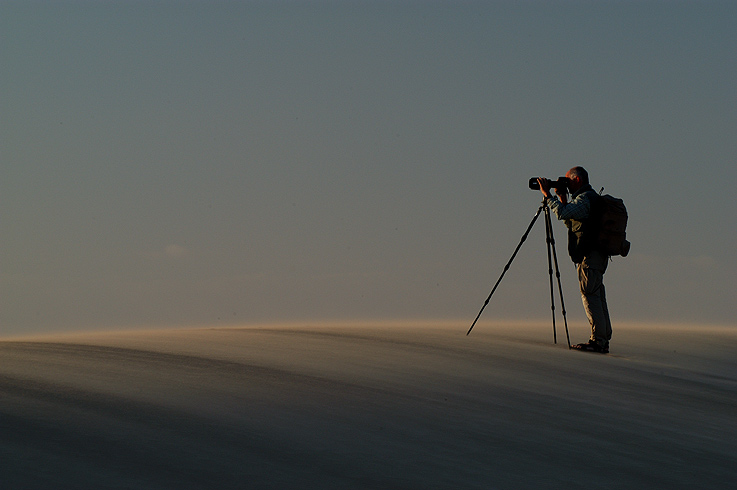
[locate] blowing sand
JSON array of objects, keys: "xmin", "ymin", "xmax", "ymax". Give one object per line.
[{"xmin": 1, "ymin": 322, "xmax": 735, "ymax": 489}]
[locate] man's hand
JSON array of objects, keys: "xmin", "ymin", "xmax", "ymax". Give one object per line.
[
  {"xmin": 537, "ymin": 178, "xmax": 552, "ymax": 199},
  {"xmin": 555, "ymin": 186, "xmax": 568, "ymax": 204}
]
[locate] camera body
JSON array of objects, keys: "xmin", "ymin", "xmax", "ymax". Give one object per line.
[{"xmin": 529, "ymin": 177, "xmax": 570, "ymax": 191}]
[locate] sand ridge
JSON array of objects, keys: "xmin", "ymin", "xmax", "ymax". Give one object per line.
[{"xmin": 1, "ymin": 323, "xmax": 735, "ymax": 489}]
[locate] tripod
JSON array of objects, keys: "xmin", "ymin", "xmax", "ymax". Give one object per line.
[{"xmin": 466, "ymin": 198, "xmax": 571, "ymax": 348}]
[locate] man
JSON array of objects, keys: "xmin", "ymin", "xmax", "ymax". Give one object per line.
[{"xmin": 537, "ymin": 167, "xmax": 612, "ymax": 353}]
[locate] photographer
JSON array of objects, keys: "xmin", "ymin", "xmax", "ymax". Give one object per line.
[{"xmin": 537, "ymin": 167, "xmax": 612, "ymax": 353}]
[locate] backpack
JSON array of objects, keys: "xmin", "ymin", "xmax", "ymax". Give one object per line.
[{"xmin": 597, "ymin": 192, "xmax": 630, "ymax": 257}]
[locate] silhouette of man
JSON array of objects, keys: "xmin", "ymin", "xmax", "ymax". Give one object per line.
[{"xmin": 537, "ymin": 167, "xmax": 612, "ymax": 353}]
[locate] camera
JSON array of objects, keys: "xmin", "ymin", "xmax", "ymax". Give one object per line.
[{"xmin": 528, "ymin": 177, "xmax": 570, "ymax": 191}]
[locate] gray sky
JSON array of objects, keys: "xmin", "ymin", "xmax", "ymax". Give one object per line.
[{"xmin": 2, "ymin": 1, "xmax": 736, "ymax": 334}]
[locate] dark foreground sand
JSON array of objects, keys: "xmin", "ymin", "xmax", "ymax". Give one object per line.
[{"xmin": 1, "ymin": 322, "xmax": 735, "ymax": 489}]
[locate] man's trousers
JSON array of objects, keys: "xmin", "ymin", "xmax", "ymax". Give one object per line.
[{"xmin": 577, "ymin": 251, "xmax": 612, "ymax": 348}]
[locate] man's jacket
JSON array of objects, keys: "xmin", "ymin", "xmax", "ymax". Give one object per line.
[{"xmin": 548, "ymin": 184, "xmax": 601, "ymax": 264}]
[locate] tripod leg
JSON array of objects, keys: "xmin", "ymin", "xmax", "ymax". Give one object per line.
[
  {"xmin": 467, "ymin": 203, "xmax": 545, "ymax": 335},
  {"xmin": 547, "ymin": 212, "xmax": 571, "ymax": 348},
  {"xmin": 544, "ymin": 206, "xmax": 557, "ymax": 344}
]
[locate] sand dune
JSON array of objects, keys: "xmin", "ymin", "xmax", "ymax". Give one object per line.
[{"xmin": 1, "ymin": 323, "xmax": 735, "ymax": 489}]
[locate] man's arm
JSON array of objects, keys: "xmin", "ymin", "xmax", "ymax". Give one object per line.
[{"xmin": 548, "ymin": 192, "xmax": 590, "ymax": 220}]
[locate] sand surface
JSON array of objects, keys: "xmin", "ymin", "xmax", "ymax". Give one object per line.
[{"xmin": 1, "ymin": 323, "xmax": 735, "ymax": 489}]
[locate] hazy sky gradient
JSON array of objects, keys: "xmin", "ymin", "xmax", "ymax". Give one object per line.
[{"xmin": 2, "ymin": 1, "xmax": 736, "ymax": 334}]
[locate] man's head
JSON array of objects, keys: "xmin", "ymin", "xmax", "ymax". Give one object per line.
[{"xmin": 565, "ymin": 166, "xmax": 589, "ymax": 193}]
